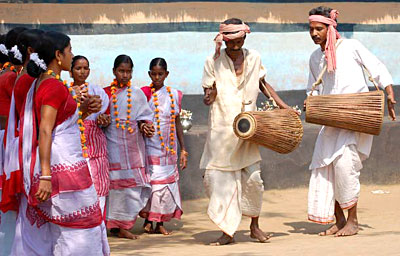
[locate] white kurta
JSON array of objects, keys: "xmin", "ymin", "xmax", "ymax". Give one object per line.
[
  {"xmin": 307, "ymin": 39, "xmax": 393, "ymax": 169},
  {"xmin": 200, "ymin": 48, "xmax": 266, "ymax": 171}
]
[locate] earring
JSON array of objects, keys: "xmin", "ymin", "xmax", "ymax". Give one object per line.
[{"xmin": 58, "ymin": 60, "xmax": 62, "ymax": 66}]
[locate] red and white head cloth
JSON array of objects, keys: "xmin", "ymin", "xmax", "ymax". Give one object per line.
[
  {"xmin": 213, "ymin": 22, "xmax": 251, "ymax": 60},
  {"xmin": 309, "ymin": 10, "xmax": 341, "ymax": 72}
]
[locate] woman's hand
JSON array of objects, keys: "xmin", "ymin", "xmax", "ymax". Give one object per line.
[
  {"xmin": 97, "ymin": 114, "xmax": 111, "ymax": 127},
  {"xmin": 140, "ymin": 122, "xmax": 155, "ymax": 137},
  {"xmin": 88, "ymin": 95, "xmax": 102, "ymax": 114},
  {"xmin": 180, "ymin": 150, "xmax": 188, "ymax": 170},
  {"xmin": 35, "ymin": 179, "xmax": 52, "ymax": 202}
]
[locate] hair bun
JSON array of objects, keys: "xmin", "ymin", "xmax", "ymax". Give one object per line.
[{"xmin": 27, "ymin": 60, "xmax": 44, "ymax": 78}]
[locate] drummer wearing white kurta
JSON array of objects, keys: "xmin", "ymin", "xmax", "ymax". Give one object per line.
[
  {"xmin": 305, "ymin": 6, "xmax": 396, "ymax": 237},
  {"xmin": 201, "ymin": 18, "xmax": 294, "ymax": 246}
]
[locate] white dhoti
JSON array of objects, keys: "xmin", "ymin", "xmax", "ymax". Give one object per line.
[
  {"xmin": 203, "ymin": 162, "xmax": 264, "ymax": 237},
  {"xmin": 308, "ymin": 145, "xmax": 362, "ymax": 224}
]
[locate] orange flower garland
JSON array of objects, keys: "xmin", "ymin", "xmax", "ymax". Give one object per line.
[
  {"xmin": 150, "ymin": 84, "xmax": 176, "ymax": 155},
  {"xmin": 110, "ymin": 79, "xmax": 134, "ymax": 133},
  {"xmin": 47, "ymin": 70, "xmax": 88, "ymax": 158},
  {"xmin": 1, "ymin": 62, "xmax": 17, "ymax": 73}
]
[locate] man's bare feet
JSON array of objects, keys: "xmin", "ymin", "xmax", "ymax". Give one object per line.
[
  {"xmin": 335, "ymin": 221, "xmax": 359, "ymax": 237},
  {"xmin": 250, "ymin": 226, "xmax": 271, "ymax": 243},
  {"xmin": 155, "ymin": 222, "xmax": 171, "ymax": 235},
  {"xmin": 118, "ymin": 229, "xmax": 140, "ymax": 240},
  {"xmin": 319, "ymin": 221, "xmax": 346, "ymax": 236},
  {"xmin": 209, "ymin": 233, "xmax": 235, "ymax": 246},
  {"xmin": 143, "ymin": 220, "xmax": 153, "ymax": 233}
]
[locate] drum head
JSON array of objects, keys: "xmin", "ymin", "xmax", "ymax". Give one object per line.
[{"xmin": 233, "ymin": 112, "xmax": 256, "ymax": 139}]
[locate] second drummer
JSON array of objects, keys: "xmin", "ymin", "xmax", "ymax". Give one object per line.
[
  {"xmin": 200, "ymin": 18, "xmax": 293, "ymax": 245},
  {"xmin": 305, "ymin": 6, "xmax": 396, "ymax": 237}
]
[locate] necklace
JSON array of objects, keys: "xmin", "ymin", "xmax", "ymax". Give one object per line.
[
  {"xmin": 47, "ymin": 70, "xmax": 88, "ymax": 157},
  {"xmin": 110, "ymin": 79, "xmax": 134, "ymax": 133},
  {"xmin": 1, "ymin": 62, "xmax": 17, "ymax": 73},
  {"xmin": 150, "ymin": 84, "xmax": 176, "ymax": 155}
]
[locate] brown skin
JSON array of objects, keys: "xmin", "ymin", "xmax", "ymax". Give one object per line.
[
  {"xmin": 306, "ymin": 21, "xmax": 396, "ymax": 121},
  {"xmin": 145, "ymin": 64, "xmax": 188, "ymax": 235},
  {"xmin": 70, "ymin": 58, "xmax": 103, "ymax": 120},
  {"xmin": 204, "ymin": 35, "xmax": 273, "ymax": 244},
  {"xmin": 35, "ymin": 43, "xmax": 74, "ymax": 202},
  {"xmin": 307, "ymin": 21, "xmax": 396, "ymax": 237}
]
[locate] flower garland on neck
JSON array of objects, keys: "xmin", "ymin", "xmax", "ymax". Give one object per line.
[
  {"xmin": 150, "ymin": 83, "xmax": 176, "ymax": 155},
  {"xmin": 1, "ymin": 62, "xmax": 17, "ymax": 73},
  {"xmin": 110, "ymin": 79, "xmax": 134, "ymax": 133},
  {"xmin": 47, "ymin": 70, "xmax": 88, "ymax": 157}
]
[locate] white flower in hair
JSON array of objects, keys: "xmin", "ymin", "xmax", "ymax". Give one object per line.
[
  {"xmin": 10, "ymin": 45, "xmax": 22, "ymax": 62},
  {"xmin": 0, "ymin": 44, "xmax": 7, "ymax": 55},
  {"xmin": 30, "ymin": 53, "xmax": 47, "ymax": 70}
]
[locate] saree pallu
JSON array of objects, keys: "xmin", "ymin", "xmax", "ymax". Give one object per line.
[
  {"xmin": 11, "ymin": 80, "xmax": 109, "ymax": 255},
  {"xmin": 0, "ymin": 92, "xmax": 22, "ymax": 213},
  {"xmin": 84, "ymin": 120, "xmax": 109, "ymax": 197},
  {"xmin": 105, "ymin": 119, "xmax": 151, "ymax": 229},
  {"xmin": 143, "ymin": 87, "xmax": 183, "ymax": 222},
  {"xmin": 105, "ymin": 86, "xmax": 153, "ymax": 229}
]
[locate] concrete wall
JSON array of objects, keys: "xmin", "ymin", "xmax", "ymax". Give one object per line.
[{"xmin": 1, "ymin": 1, "xmax": 399, "ymax": 92}]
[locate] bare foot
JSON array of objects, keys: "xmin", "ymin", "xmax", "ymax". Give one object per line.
[
  {"xmin": 118, "ymin": 229, "xmax": 140, "ymax": 240},
  {"xmin": 155, "ymin": 225, "xmax": 171, "ymax": 235},
  {"xmin": 319, "ymin": 221, "xmax": 346, "ymax": 236},
  {"xmin": 250, "ymin": 226, "xmax": 271, "ymax": 243},
  {"xmin": 209, "ymin": 233, "xmax": 235, "ymax": 246},
  {"xmin": 335, "ymin": 221, "xmax": 359, "ymax": 237},
  {"xmin": 143, "ymin": 220, "xmax": 153, "ymax": 233}
]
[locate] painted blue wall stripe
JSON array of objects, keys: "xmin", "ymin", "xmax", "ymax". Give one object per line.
[{"xmin": 3, "ymin": 23, "xmax": 400, "ymax": 35}]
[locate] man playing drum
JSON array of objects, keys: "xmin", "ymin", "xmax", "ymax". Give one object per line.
[
  {"xmin": 305, "ymin": 6, "xmax": 396, "ymax": 236},
  {"xmin": 200, "ymin": 18, "xmax": 292, "ymax": 245}
]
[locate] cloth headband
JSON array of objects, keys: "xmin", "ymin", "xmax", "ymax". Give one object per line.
[
  {"xmin": 214, "ymin": 23, "xmax": 251, "ymax": 60},
  {"xmin": 309, "ymin": 10, "xmax": 341, "ymax": 72}
]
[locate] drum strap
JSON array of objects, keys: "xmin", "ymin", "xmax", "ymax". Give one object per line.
[
  {"xmin": 309, "ymin": 39, "xmax": 380, "ymax": 96},
  {"xmin": 259, "ymin": 79, "xmax": 278, "ymax": 108}
]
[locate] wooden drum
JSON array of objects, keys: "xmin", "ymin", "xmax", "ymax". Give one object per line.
[
  {"xmin": 305, "ymin": 90, "xmax": 385, "ymax": 135},
  {"xmin": 233, "ymin": 110, "xmax": 303, "ymax": 154}
]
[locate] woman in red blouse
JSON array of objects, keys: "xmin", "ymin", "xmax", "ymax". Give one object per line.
[{"xmin": 10, "ymin": 31, "xmax": 109, "ymax": 255}]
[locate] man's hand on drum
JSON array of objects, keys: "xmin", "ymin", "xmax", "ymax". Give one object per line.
[{"xmin": 203, "ymin": 82, "xmax": 217, "ymax": 105}]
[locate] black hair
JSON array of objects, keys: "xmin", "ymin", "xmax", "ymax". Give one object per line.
[
  {"xmin": 8, "ymin": 29, "xmax": 44, "ymax": 65},
  {"xmin": 223, "ymin": 18, "xmax": 243, "ymax": 25},
  {"xmin": 149, "ymin": 57, "xmax": 167, "ymax": 71},
  {"xmin": 71, "ymin": 55, "xmax": 89, "ymax": 71},
  {"xmin": 113, "ymin": 54, "xmax": 133, "ymax": 70},
  {"xmin": 309, "ymin": 6, "xmax": 336, "ymax": 21},
  {"xmin": 0, "ymin": 34, "xmax": 7, "ymax": 64},
  {"xmin": 5, "ymin": 27, "xmax": 28, "ymax": 64},
  {"xmin": 27, "ymin": 31, "xmax": 71, "ymax": 78}
]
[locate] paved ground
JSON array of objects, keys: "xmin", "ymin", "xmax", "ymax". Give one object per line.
[{"xmin": 109, "ymin": 184, "xmax": 400, "ymax": 256}]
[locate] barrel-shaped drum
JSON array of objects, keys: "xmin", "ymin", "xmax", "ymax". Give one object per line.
[
  {"xmin": 305, "ymin": 90, "xmax": 384, "ymax": 135},
  {"xmin": 233, "ymin": 110, "xmax": 303, "ymax": 154}
]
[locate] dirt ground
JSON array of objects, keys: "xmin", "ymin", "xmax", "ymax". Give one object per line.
[{"xmin": 109, "ymin": 184, "xmax": 400, "ymax": 256}]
